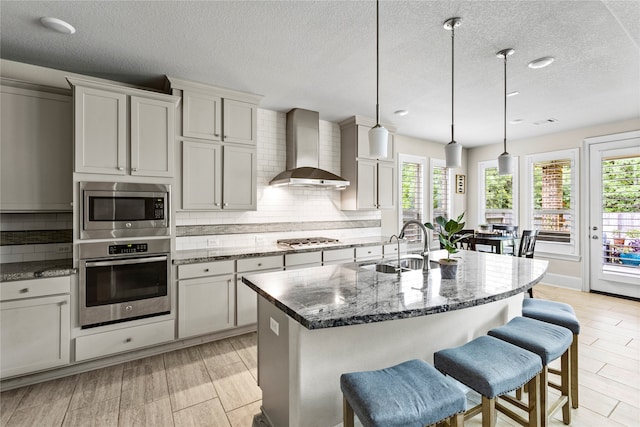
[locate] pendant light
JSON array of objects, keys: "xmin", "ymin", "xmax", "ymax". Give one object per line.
[
  {"xmin": 497, "ymin": 48, "xmax": 515, "ymax": 175},
  {"xmin": 443, "ymin": 17, "xmax": 462, "ymax": 168},
  {"xmin": 368, "ymin": 0, "xmax": 388, "ymax": 159}
]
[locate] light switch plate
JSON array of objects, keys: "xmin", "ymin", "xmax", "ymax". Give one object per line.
[{"xmin": 270, "ymin": 317, "xmax": 280, "ymax": 336}]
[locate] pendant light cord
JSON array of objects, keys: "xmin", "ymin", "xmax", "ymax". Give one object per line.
[
  {"xmin": 450, "ymin": 25, "xmax": 455, "ymax": 142},
  {"xmin": 503, "ymin": 54, "xmax": 508, "ymax": 153},
  {"xmin": 375, "ymin": 0, "xmax": 380, "ymax": 126}
]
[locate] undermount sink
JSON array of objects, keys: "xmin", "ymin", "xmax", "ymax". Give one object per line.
[{"xmin": 363, "ymin": 254, "xmax": 426, "ymax": 274}]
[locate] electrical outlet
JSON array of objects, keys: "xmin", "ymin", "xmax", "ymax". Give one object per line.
[
  {"xmin": 56, "ymin": 246, "xmax": 71, "ymax": 253},
  {"xmin": 207, "ymin": 239, "xmax": 220, "ymax": 247},
  {"xmin": 270, "ymin": 317, "xmax": 280, "ymax": 336}
]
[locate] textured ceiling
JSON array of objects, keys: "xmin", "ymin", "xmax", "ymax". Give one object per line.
[{"xmin": 1, "ymin": 0, "xmax": 639, "ymax": 148}]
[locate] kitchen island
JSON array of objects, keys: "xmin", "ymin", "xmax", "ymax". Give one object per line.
[{"xmin": 242, "ymin": 249, "xmax": 548, "ymax": 427}]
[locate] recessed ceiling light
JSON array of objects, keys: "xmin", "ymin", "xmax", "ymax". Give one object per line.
[
  {"xmin": 510, "ymin": 119, "xmax": 524, "ymax": 124},
  {"xmin": 528, "ymin": 57, "xmax": 554, "ymax": 69},
  {"xmin": 507, "ymin": 91, "xmax": 520, "ymax": 97},
  {"xmin": 533, "ymin": 118, "xmax": 558, "ymax": 125},
  {"xmin": 394, "ymin": 110, "xmax": 409, "ymax": 116},
  {"xmin": 40, "ymin": 17, "xmax": 76, "ymax": 34}
]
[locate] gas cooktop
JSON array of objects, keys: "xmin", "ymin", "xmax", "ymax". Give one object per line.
[{"xmin": 277, "ymin": 237, "xmax": 339, "ymax": 249}]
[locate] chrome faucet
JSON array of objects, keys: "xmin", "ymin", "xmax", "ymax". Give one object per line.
[
  {"xmin": 399, "ymin": 220, "xmax": 431, "ymax": 271},
  {"xmin": 388, "ymin": 234, "xmax": 402, "ymax": 274}
]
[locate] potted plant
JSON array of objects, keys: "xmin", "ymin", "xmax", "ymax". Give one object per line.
[
  {"xmin": 620, "ymin": 230, "xmax": 640, "ymax": 266},
  {"xmin": 611, "ymin": 230, "xmax": 625, "ymax": 246},
  {"xmin": 425, "ymin": 212, "xmax": 473, "ymax": 279}
]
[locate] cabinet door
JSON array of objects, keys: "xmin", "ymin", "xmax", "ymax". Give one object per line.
[
  {"xmin": 356, "ymin": 125, "xmax": 394, "ymax": 161},
  {"xmin": 1, "ymin": 86, "xmax": 72, "ymax": 211},
  {"xmin": 377, "ymin": 161, "xmax": 395, "ymax": 209},
  {"xmin": 178, "ymin": 275, "xmax": 235, "ymax": 338},
  {"xmin": 356, "ymin": 160, "xmax": 377, "ymax": 210},
  {"xmin": 223, "ymin": 145, "xmax": 257, "ymax": 210},
  {"xmin": 236, "ymin": 280, "xmax": 257, "ymax": 326},
  {"xmin": 130, "ymin": 96, "xmax": 175, "ymax": 177},
  {"xmin": 0, "ymin": 294, "xmax": 70, "ymax": 377},
  {"xmin": 183, "ymin": 91, "xmax": 221, "ymax": 141},
  {"xmin": 182, "ymin": 141, "xmax": 222, "ymax": 210},
  {"xmin": 74, "ymin": 86, "xmax": 127, "ymax": 174},
  {"xmin": 223, "ymin": 99, "xmax": 256, "ymax": 145}
]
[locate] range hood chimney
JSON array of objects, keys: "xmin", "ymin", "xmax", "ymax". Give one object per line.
[{"xmin": 269, "ymin": 109, "xmax": 350, "ymax": 189}]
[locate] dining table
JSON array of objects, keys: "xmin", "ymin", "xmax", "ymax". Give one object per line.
[{"xmin": 472, "ymin": 233, "xmax": 518, "ymax": 255}]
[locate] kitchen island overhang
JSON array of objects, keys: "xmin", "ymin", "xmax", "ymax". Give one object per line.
[{"xmin": 242, "ymin": 250, "xmax": 549, "ymax": 427}]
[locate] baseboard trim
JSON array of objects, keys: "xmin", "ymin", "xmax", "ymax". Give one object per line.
[{"xmin": 538, "ymin": 273, "xmax": 583, "ymax": 291}]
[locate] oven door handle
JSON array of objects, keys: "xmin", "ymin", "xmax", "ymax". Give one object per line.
[{"xmin": 85, "ymin": 255, "xmax": 168, "ymax": 268}]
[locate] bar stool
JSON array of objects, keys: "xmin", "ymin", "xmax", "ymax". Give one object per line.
[
  {"xmin": 522, "ymin": 298, "xmax": 581, "ymax": 408},
  {"xmin": 340, "ymin": 359, "xmax": 466, "ymax": 427},
  {"xmin": 434, "ymin": 335, "xmax": 543, "ymax": 427},
  {"xmin": 488, "ymin": 316, "xmax": 573, "ymax": 427}
]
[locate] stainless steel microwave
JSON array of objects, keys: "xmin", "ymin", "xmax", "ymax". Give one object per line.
[{"xmin": 80, "ymin": 182, "xmax": 169, "ymax": 239}]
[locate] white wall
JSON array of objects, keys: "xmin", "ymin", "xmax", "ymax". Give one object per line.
[{"xmin": 466, "ymin": 118, "xmax": 640, "ymax": 285}]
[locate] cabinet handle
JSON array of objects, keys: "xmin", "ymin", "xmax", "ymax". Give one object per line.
[
  {"xmin": 214, "ymin": 202, "xmax": 220, "ymax": 207},
  {"xmin": 132, "ymin": 167, "xmax": 138, "ymax": 172},
  {"xmin": 19, "ymin": 288, "xmax": 29, "ymax": 294},
  {"xmin": 59, "ymin": 300, "xmax": 68, "ymax": 306},
  {"xmin": 257, "ymin": 263, "xmax": 262, "ymax": 267},
  {"xmin": 223, "ymin": 203, "xmax": 228, "ymax": 207},
  {"xmin": 214, "ymin": 133, "xmax": 220, "ymax": 137},
  {"xmin": 69, "ymin": 202, "xmax": 73, "ymax": 207},
  {"xmin": 204, "ymin": 268, "xmax": 210, "ymax": 272},
  {"xmin": 125, "ymin": 338, "xmax": 132, "ymax": 343},
  {"xmin": 117, "ymin": 167, "xmax": 124, "ymax": 171}
]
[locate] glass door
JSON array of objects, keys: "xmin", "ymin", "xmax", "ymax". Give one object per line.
[{"xmin": 587, "ymin": 132, "xmax": 640, "ymax": 298}]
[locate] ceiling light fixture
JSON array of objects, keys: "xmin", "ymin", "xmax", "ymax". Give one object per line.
[
  {"xmin": 443, "ymin": 17, "xmax": 462, "ymax": 168},
  {"xmin": 528, "ymin": 56, "xmax": 554, "ymax": 69},
  {"xmin": 368, "ymin": 0, "xmax": 388, "ymax": 159},
  {"xmin": 497, "ymin": 48, "xmax": 515, "ymax": 175},
  {"xmin": 507, "ymin": 91, "xmax": 520, "ymax": 97},
  {"xmin": 40, "ymin": 17, "xmax": 76, "ymax": 34},
  {"xmin": 394, "ymin": 110, "xmax": 409, "ymax": 116}
]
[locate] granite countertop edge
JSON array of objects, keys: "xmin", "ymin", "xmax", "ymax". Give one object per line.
[
  {"xmin": 173, "ymin": 236, "xmax": 399, "ymax": 265},
  {"xmin": 1, "ymin": 259, "xmax": 76, "ymax": 282}
]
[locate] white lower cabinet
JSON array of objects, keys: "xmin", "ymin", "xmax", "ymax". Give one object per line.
[
  {"xmin": 284, "ymin": 252, "xmax": 322, "ymax": 270},
  {"xmin": 75, "ymin": 319, "xmax": 174, "ymax": 362},
  {"xmin": 177, "ymin": 260, "xmax": 236, "ymax": 338},
  {"xmin": 355, "ymin": 245, "xmax": 383, "ymax": 261},
  {"xmin": 322, "ymin": 248, "xmax": 355, "ymax": 265},
  {"xmin": 0, "ymin": 277, "xmax": 70, "ymax": 378},
  {"xmin": 236, "ymin": 255, "xmax": 283, "ymax": 326}
]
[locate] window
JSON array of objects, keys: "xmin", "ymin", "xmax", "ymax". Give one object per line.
[
  {"xmin": 430, "ymin": 159, "xmax": 450, "ymax": 244},
  {"xmin": 525, "ymin": 149, "xmax": 579, "ymax": 257},
  {"xmin": 478, "ymin": 159, "xmax": 518, "ymax": 226},
  {"xmin": 398, "ymin": 155, "xmax": 426, "ymax": 242}
]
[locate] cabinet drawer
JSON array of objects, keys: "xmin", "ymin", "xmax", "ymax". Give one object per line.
[
  {"xmin": 1, "ymin": 276, "xmax": 70, "ymax": 301},
  {"xmin": 383, "ymin": 243, "xmax": 408, "ymax": 258},
  {"xmin": 178, "ymin": 260, "xmax": 234, "ymax": 279},
  {"xmin": 323, "ymin": 248, "xmax": 354, "ymax": 263},
  {"xmin": 75, "ymin": 319, "xmax": 175, "ymax": 362},
  {"xmin": 355, "ymin": 245, "xmax": 383, "ymax": 260},
  {"xmin": 285, "ymin": 251, "xmax": 322, "ymax": 267},
  {"xmin": 237, "ymin": 255, "xmax": 283, "ymax": 273}
]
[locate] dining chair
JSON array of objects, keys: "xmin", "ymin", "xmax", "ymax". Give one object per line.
[
  {"xmin": 493, "ymin": 224, "xmax": 519, "ymax": 237},
  {"xmin": 519, "ymin": 229, "xmax": 540, "ymax": 297},
  {"xmin": 454, "ymin": 229, "xmax": 476, "ymax": 251}
]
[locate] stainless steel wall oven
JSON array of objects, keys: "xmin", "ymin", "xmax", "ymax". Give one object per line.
[
  {"xmin": 80, "ymin": 182, "xmax": 169, "ymax": 239},
  {"xmin": 79, "ymin": 239, "xmax": 171, "ymax": 328}
]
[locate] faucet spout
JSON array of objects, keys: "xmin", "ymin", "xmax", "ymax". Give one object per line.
[
  {"xmin": 399, "ymin": 220, "xmax": 431, "ymax": 271},
  {"xmin": 388, "ymin": 234, "xmax": 402, "ymax": 274}
]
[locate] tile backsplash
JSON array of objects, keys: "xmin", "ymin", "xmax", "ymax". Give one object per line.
[
  {"xmin": 0, "ymin": 213, "xmax": 73, "ymax": 263},
  {"xmin": 175, "ymin": 108, "xmax": 381, "ymax": 250}
]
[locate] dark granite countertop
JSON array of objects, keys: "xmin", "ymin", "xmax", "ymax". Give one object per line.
[
  {"xmin": 242, "ymin": 250, "xmax": 548, "ymax": 330},
  {"xmin": 173, "ymin": 236, "xmax": 398, "ymax": 265},
  {"xmin": 1, "ymin": 259, "xmax": 75, "ymax": 282}
]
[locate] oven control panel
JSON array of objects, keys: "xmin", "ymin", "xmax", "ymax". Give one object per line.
[{"xmin": 108, "ymin": 243, "xmax": 148, "ymax": 255}]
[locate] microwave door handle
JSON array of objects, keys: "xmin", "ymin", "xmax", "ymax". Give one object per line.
[{"xmin": 85, "ymin": 255, "xmax": 168, "ymax": 268}]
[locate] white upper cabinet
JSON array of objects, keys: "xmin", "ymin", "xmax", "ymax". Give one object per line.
[
  {"xmin": 182, "ymin": 91, "xmax": 222, "ymax": 141},
  {"xmin": 168, "ymin": 77, "xmax": 262, "ymax": 211},
  {"xmin": 340, "ymin": 116, "xmax": 396, "ymax": 211},
  {"xmin": 69, "ymin": 77, "xmax": 179, "ymax": 177},
  {"xmin": 0, "ymin": 82, "xmax": 73, "ymax": 211}
]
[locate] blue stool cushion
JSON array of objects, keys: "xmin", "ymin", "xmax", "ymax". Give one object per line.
[
  {"xmin": 340, "ymin": 359, "xmax": 466, "ymax": 427},
  {"xmin": 523, "ymin": 298, "xmax": 580, "ymax": 334},
  {"xmin": 434, "ymin": 335, "xmax": 542, "ymax": 399},
  {"xmin": 488, "ymin": 316, "xmax": 573, "ymax": 365}
]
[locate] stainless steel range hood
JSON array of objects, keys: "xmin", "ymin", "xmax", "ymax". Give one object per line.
[{"xmin": 269, "ymin": 109, "xmax": 350, "ymax": 189}]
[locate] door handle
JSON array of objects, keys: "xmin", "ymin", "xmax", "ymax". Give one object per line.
[{"xmin": 592, "ymin": 235, "xmax": 598, "ymax": 240}]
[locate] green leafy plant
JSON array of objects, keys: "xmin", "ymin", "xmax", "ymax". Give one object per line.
[
  {"xmin": 626, "ymin": 229, "xmax": 640, "ymax": 239},
  {"xmin": 425, "ymin": 212, "xmax": 473, "ymax": 261}
]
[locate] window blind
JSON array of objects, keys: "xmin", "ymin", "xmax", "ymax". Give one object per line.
[
  {"xmin": 532, "ymin": 159, "xmax": 573, "ymax": 243},
  {"xmin": 401, "ymin": 161, "xmax": 423, "ymax": 242}
]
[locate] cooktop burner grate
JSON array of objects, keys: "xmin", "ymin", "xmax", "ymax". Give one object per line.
[{"xmin": 277, "ymin": 237, "xmax": 340, "ymax": 248}]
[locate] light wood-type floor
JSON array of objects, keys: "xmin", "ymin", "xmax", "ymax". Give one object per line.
[{"xmin": 1, "ymin": 284, "xmax": 638, "ymax": 426}]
